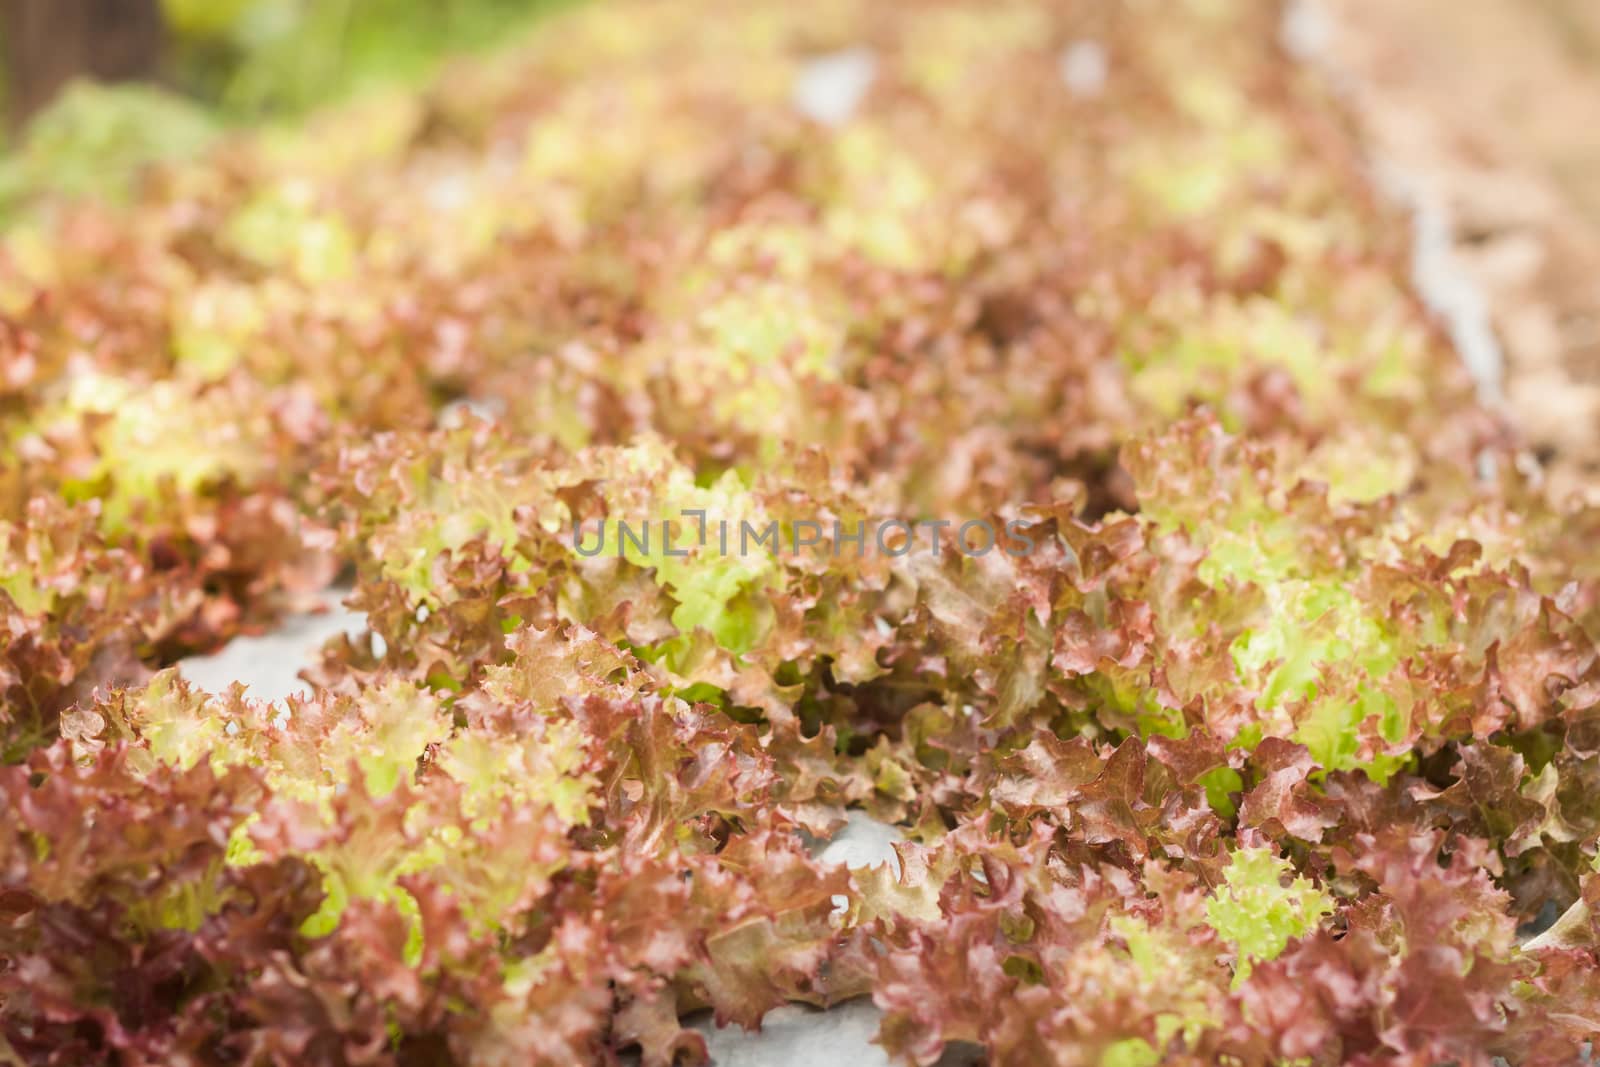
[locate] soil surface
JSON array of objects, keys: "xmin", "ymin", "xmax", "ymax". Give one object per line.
[{"xmin": 1322, "ymin": 0, "xmax": 1600, "ymax": 501}]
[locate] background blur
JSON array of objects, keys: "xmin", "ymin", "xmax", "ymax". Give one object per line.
[
  {"xmin": 4, "ymin": 0, "xmax": 570, "ymax": 121},
  {"xmin": 1, "ymin": 0, "xmax": 1597, "ymax": 486},
  {"xmin": 0, "ymin": 0, "xmax": 570, "ymax": 213}
]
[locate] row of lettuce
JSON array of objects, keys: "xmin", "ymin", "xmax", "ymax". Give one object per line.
[{"xmin": 3, "ymin": 0, "xmax": 1600, "ymax": 1064}]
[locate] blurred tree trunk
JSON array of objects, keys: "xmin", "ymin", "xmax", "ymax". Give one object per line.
[{"xmin": 4, "ymin": 0, "xmax": 167, "ymax": 126}]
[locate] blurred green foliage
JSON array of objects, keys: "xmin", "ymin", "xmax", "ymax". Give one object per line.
[
  {"xmin": 0, "ymin": 83, "xmax": 217, "ymax": 221},
  {"xmin": 0, "ymin": 0, "xmax": 575, "ymax": 223},
  {"xmin": 162, "ymin": 0, "xmax": 575, "ymax": 118}
]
